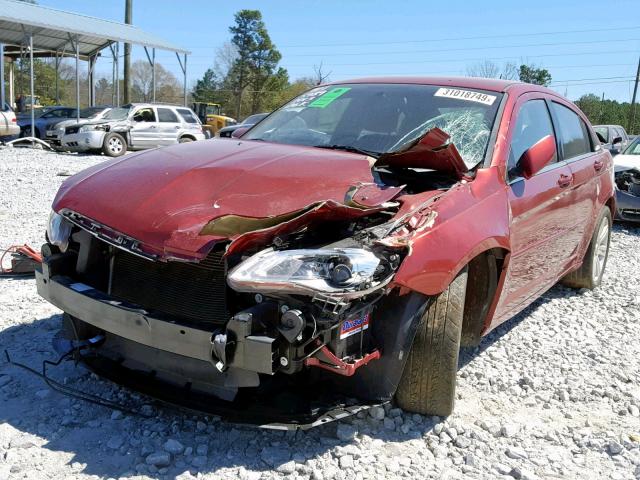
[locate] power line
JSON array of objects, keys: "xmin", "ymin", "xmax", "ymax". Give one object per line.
[
  {"xmin": 151, "ymin": 37, "xmax": 640, "ymax": 59},
  {"xmin": 175, "ymin": 25, "xmax": 640, "ymax": 49}
]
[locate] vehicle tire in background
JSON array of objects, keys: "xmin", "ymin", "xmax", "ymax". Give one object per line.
[
  {"xmin": 21, "ymin": 126, "xmax": 39, "ymax": 138},
  {"xmin": 395, "ymin": 268, "xmax": 468, "ymax": 417},
  {"xmin": 561, "ymin": 207, "xmax": 612, "ymax": 290},
  {"xmin": 102, "ymin": 133, "xmax": 127, "ymax": 157},
  {"xmin": 179, "ymin": 136, "xmax": 194, "ymax": 144}
]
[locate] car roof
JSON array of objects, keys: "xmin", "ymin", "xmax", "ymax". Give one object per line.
[
  {"xmin": 327, "ymin": 76, "xmax": 557, "ymax": 95},
  {"xmin": 594, "ymin": 124, "xmax": 625, "ymax": 129}
]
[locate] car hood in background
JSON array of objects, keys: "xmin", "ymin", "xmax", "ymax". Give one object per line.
[
  {"xmin": 52, "ymin": 140, "xmax": 402, "ymax": 259},
  {"xmin": 614, "ymin": 154, "xmax": 640, "ymax": 172}
]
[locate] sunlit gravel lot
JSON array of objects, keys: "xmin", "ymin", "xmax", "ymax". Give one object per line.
[{"xmin": 0, "ymin": 146, "xmax": 639, "ymax": 480}]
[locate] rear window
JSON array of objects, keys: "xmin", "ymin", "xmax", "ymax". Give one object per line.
[
  {"xmin": 551, "ymin": 102, "xmax": 592, "ymax": 159},
  {"xmin": 177, "ymin": 109, "xmax": 199, "ymax": 124}
]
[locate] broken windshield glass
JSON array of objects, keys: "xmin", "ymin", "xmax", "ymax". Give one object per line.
[{"xmin": 244, "ymin": 83, "xmax": 503, "ymax": 168}]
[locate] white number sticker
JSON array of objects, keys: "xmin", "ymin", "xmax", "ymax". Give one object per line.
[{"xmin": 434, "ymin": 88, "xmax": 497, "ymax": 106}]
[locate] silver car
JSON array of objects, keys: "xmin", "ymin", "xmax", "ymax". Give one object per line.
[
  {"xmin": 60, "ymin": 103, "xmax": 206, "ymax": 157},
  {"xmin": 46, "ymin": 106, "xmax": 112, "ymax": 146}
]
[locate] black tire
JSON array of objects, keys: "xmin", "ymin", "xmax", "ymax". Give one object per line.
[
  {"xmin": 21, "ymin": 126, "xmax": 39, "ymax": 138},
  {"xmin": 179, "ymin": 136, "xmax": 194, "ymax": 144},
  {"xmin": 395, "ymin": 269, "xmax": 468, "ymax": 416},
  {"xmin": 102, "ymin": 132, "xmax": 127, "ymax": 157},
  {"xmin": 561, "ymin": 207, "xmax": 612, "ymax": 290}
]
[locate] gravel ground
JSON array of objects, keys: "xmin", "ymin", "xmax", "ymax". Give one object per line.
[{"xmin": 0, "ymin": 146, "xmax": 639, "ymax": 480}]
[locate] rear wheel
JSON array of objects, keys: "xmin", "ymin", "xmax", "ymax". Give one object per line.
[
  {"xmin": 102, "ymin": 133, "xmax": 127, "ymax": 157},
  {"xmin": 561, "ymin": 208, "xmax": 612, "ymax": 289},
  {"xmin": 395, "ymin": 269, "xmax": 468, "ymax": 416}
]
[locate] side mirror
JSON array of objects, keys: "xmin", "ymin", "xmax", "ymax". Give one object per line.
[
  {"xmin": 231, "ymin": 126, "xmax": 250, "ymax": 138},
  {"xmin": 519, "ymin": 135, "xmax": 556, "ymax": 179},
  {"xmin": 612, "ymin": 136, "xmax": 623, "ymax": 145}
]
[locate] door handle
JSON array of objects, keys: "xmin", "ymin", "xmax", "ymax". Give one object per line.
[
  {"xmin": 593, "ymin": 159, "xmax": 604, "ymax": 172},
  {"xmin": 557, "ymin": 174, "xmax": 572, "ymax": 188},
  {"xmin": 150, "ymin": 125, "xmax": 156, "ymax": 129}
]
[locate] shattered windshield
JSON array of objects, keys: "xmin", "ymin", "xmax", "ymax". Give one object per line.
[{"xmin": 244, "ymin": 83, "xmax": 503, "ymax": 168}]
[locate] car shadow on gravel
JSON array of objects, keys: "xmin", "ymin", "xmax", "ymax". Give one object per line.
[
  {"xmin": 0, "ymin": 310, "xmax": 441, "ymax": 478},
  {"xmin": 0, "ymin": 243, "xmax": 633, "ymax": 480}
]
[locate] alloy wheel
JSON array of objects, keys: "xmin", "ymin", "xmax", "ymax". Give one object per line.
[{"xmin": 592, "ymin": 218, "xmax": 609, "ymax": 283}]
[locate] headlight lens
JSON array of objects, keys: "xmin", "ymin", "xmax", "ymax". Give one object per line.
[
  {"xmin": 47, "ymin": 211, "xmax": 73, "ymax": 252},
  {"xmin": 79, "ymin": 124, "xmax": 108, "ymax": 133},
  {"xmin": 227, "ymin": 248, "xmax": 381, "ymax": 297}
]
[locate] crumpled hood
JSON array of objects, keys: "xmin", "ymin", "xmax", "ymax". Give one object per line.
[{"xmin": 53, "ymin": 140, "xmax": 400, "ymax": 259}]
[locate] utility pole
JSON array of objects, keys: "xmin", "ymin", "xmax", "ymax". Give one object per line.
[
  {"xmin": 123, "ymin": 0, "xmax": 132, "ymax": 104},
  {"xmin": 629, "ymin": 55, "xmax": 640, "ymax": 134}
]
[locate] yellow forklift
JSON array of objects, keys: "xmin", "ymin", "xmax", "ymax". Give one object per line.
[{"xmin": 191, "ymin": 102, "xmax": 236, "ymax": 138}]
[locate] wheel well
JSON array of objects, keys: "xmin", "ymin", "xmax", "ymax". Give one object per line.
[
  {"xmin": 460, "ymin": 248, "xmax": 507, "ymax": 348},
  {"xmin": 180, "ymin": 134, "xmax": 196, "ymax": 141},
  {"xmin": 605, "ymin": 196, "xmax": 615, "ymax": 218}
]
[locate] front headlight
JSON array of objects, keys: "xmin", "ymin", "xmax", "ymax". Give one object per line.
[
  {"xmin": 227, "ymin": 248, "xmax": 382, "ymax": 297},
  {"xmin": 79, "ymin": 124, "xmax": 108, "ymax": 133},
  {"xmin": 47, "ymin": 211, "xmax": 73, "ymax": 252}
]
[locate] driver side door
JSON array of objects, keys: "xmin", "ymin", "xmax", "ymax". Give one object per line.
[{"xmin": 494, "ymin": 95, "xmax": 578, "ymax": 321}]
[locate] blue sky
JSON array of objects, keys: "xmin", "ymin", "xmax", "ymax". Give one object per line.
[{"xmin": 37, "ymin": 0, "xmax": 640, "ymax": 102}]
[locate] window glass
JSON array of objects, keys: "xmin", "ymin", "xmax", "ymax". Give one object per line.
[
  {"xmin": 508, "ymin": 99, "xmax": 557, "ymax": 173},
  {"xmin": 157, "ymin": 108, "xmax": 179, "ymax": 123},
  {"xmin": 133, "ymin": 108, "xmax": 156, "ymax": 122},
  {"xmin": 594, "ymin": 126, "xmax": 609, "ymax": 143},
  {"xmin": 622, "ymin": 137, "xmax": 640, "ymax": 155},
  {"xmin": 551, "ymin": 102, "xmax": 592, "ymax": 159},
  {"xmin": 177, "ymin": 108, "xmax": 199, "ymax": 124}
]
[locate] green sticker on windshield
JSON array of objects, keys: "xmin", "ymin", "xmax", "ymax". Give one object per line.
[{"xmin": 308, "ymin": 87, "xmax": 351, "ymax": 108}]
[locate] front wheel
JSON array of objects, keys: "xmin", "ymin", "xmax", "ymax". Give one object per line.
[
  {"xmin": 395, "ymin": 269, "xmax": 468, "ymax": 416},
  {"xmin": 561, "ymin": 207, "xmax": 612, "ymax": 290},
  {"xmin": 102, "ymin": 133, "xmax": 127, "ymax": 157}
]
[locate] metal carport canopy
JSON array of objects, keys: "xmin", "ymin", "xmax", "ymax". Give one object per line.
[{"xmin": 0, "ymin": 0, "xmax": 189, "ymax": 56}]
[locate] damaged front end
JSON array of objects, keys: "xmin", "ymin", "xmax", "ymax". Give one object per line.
[
  {"xmin": 615, "ymin": 167, "xmax": 640, "ymax": 222},
  {"xmin": 36, "ymin": 104, "xmax": 479, "ymax": 426}
]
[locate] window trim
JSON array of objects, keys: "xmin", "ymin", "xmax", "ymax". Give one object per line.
[
  {"xmin": 506, "ymin": 96, "xmax": 560, "ymax": 183},
  {"xmin": 547, "ymin": 100, "xmax": 596, "ymax": 163}
]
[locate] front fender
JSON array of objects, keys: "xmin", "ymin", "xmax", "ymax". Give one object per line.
[{"xmin": 393, "ymin": 168, "xmax": 510, "ymax": 296}]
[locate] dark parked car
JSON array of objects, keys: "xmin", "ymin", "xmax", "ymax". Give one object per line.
[
  {"xmin": 613, "ymin": 136, "xmax": 640, "ymax": 222},
  {"xmin": 38, "ymin": 77, "xmax": 614, "ymax": 427},
  {"xmin": 17, "ymin": 106, "xmax": 77, "ymax": 139},
  {"xmin": 594, "ymin": 124, "xmax": 630, "ymax": 156},
  {"xmin": 217, "ymin": 112, "xmax": 268, "ymax": 138}
]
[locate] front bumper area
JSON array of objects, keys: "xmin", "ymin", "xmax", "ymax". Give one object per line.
[
  {"xmin": 61, "ymin": 131, "xmax": 105, "ymax": 151},
  {"xmin": 615, "ymin": 188, "xmax": 640, "ymax": 222},
  {"xmin": 35, "ymin": 262, "xmax": 380, "ymax": 427}
]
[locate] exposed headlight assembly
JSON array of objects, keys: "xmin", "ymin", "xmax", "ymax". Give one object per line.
[
  {"xmin": 227, "ymin": 248, "xmax": 387, "ymax": 298},
  {"xmin": 47, "ymin": 210, "xmax": 73, "ymax": 252},
  {"xmin": 79, "ymin": 124, "xmax": 109, "ymax": 133}
]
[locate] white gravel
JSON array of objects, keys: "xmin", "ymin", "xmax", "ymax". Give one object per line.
[{"xmin": 0, "ymin": 146, "xmax": 639, "ymax": 480}]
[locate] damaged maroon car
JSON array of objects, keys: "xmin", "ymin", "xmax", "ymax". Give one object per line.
[{"xmin": 37, "ymin": 78, "xmax": 615, "ymax": 427}]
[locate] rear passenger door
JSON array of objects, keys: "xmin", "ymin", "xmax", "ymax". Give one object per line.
[
  {"xmin": 155, "ymin": 107, "xmax": 182, "ymax": 146},
  {"xmin": 549, "ymin": 101, "xmax": 606, "ymax": 262}
]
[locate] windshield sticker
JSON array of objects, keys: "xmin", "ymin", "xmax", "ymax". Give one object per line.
[
  {"xmin": 308, "ymin": 87, "xmax": 351, "ymax": 108},
  {"xmin": 434, "ymin": 88, "xmax": 497, "ymax": 106},
  {"xmin": 283, "ymin": 87, "xmax": 330, "ymax": 110}
]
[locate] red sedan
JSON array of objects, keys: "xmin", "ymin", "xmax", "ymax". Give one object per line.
[{"xmin": 38, "ymin": 77, "xmax": 614, "ymax": 426}]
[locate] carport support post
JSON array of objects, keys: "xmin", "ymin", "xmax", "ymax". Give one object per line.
[
  {"xmin": 29, "ymin": 34, "xmax": 34, "ymax": 138},
  {"xmin": 54, "ymin": 53, "xmax": 60, "ymax": 104},
  {"xmin": 0, "ymin": 43, "xmax": 5, "ymax": 109},
  {"xmin": 176, "ymin": 52, "xmax": 187, "ymax": 107},
  {"xmin": 75, "ymin": 37, "xmax": 80, "ymax": 122},
  {"xmin": 88, "ymin": 56, "xmax": 96, "ymax": 107},
  {"xmin": 115, "ymin": 42, "xmax": 120, "ymax": 107},
  {"xmin": 152, "ymin": 48, "xmax": 156, "ymax": 103}
]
